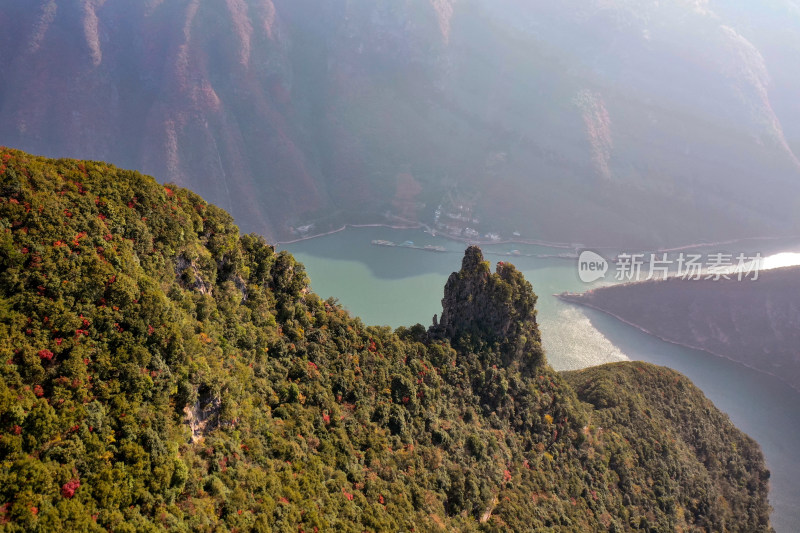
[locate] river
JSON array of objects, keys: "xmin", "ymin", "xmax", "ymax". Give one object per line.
[{"xmin": 283, "ymin": 226, "xmax": 800, "ymax": 532}]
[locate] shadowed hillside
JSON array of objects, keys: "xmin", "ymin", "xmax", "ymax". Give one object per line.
[{"xmin": 560, "ymin": 268, "xmax": 800, "ymax": 392}]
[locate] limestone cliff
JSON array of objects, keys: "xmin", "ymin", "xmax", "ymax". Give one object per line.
[
  {"xmin": 3, "ymin": 1, "xmax": 800, "ymax": 244},
  {"xmin": 431, "ymin": 246, "xmax": 544, "ymax": 367}
]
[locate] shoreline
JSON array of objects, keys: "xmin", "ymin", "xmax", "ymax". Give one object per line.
[
  {"xmin": 557, "ymin": 294, "xmax": 800, "ymax": 395},
  {"xmin": 275, "ymin": 222, "xmax": 424, "ymax": 246},
  {"xmin": 276, "ymin": 221, "xmax": 799, "ymax": 254}
]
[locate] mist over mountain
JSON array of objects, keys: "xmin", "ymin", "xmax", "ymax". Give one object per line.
[{"xmin": 2, "ymin": 0, "xmax": 800, "ymax": 245}]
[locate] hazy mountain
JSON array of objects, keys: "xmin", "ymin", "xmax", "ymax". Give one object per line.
[
  {"xmin": 560, "ymin": 266, "xmax": 800, "ymax": 391},
  {"xmin": 0, "ymin": 148, "xmax": 772, "ymax": 531},
  {"xmin": 2, "ymin": 0, "xmax": 800, "ymax": 245}
]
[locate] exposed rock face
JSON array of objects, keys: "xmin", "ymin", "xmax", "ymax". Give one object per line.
[
  {"xmin": 183, "ymin": 388, "xmax": 221, "ymax": 444},
  {"xmin": 432, "ymin": 246, "xmax": 544, "ymax": 366},
  {"xmin": 2, "ymin": 1, "xmax": 800, "ymax": 244},
  {"xmin": 176, "ymin": 255, "xmax": 213, "ymax": 295}
]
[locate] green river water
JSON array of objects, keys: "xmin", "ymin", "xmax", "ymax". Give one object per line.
[{"xmin": 283, "ymin": 226, "xmax": 800, "ymax": 532}]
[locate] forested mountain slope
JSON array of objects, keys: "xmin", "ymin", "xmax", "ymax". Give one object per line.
[{"xmin": 0, "ymin": 148, "xmax": 772, "ymax": 531}]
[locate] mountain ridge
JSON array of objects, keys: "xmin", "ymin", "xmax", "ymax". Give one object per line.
[
  {"xmin": 0, "ymin": 147, "xmax": 773, "ymax": 531},
  {"xmin": 2, "ymin": 1, "xmax": 800, "ymax": 245}
]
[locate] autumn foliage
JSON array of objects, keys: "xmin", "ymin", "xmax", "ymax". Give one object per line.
[{"xmin": 0, "ymin": 148, "xmax": 772, "ymax": 532}]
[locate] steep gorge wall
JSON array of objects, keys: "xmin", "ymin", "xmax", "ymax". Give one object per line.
[{"xmin": 2, "ymin": 0, "xmax": 800, "ymax": 245}]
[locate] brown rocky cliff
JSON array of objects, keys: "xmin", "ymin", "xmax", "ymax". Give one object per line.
[
  {"xmin": 0, "ymin": 0, "xmax": 451, "ymax": 241},
  {"xmin": 3, "ymin": 1, "xmax": 800, "ymax": 245}
]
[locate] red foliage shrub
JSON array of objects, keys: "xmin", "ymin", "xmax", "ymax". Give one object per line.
[{"xmin": 61, "ymin": 478, "xmax": 80, "ymax": 498}]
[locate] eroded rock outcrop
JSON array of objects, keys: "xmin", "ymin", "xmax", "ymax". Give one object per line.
[{"xmin": 431, "ymin": 246, "xmax": 544, "ymax": 367}]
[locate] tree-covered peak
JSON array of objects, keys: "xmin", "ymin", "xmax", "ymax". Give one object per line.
[
  {"xmin": 432, "ymin": 246, "xmax": 543, "ymax": 368},
  {"xmin": 459, "ymin": 245, "xmax": 490, "ymax": 273}
]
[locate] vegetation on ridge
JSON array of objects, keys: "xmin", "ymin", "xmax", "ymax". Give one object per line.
[{"xmin": 0, "ymin": 148, "xmax": 771, "ymax": 531}]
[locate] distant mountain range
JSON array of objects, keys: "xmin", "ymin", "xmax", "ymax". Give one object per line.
[
  {"xmin": 560, "ymin": 266, "xmax": 800, "ymax": 392},
  {"xmin": 2, "ymin": 0, "xmax": 800, "ymax": 245}
]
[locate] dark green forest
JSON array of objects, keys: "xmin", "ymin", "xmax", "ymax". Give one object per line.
[{"xmin": 0, "ymin": 148, "xmax": 771, "ymax": 531}]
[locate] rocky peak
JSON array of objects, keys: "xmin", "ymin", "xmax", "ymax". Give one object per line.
[
  {"xmin": 431, "ymin": 246, "xmax": 544, "ymax": 367},
  {"xmin": 460, "ymin": 245, "xmax": 487, "ymax": 273}
]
